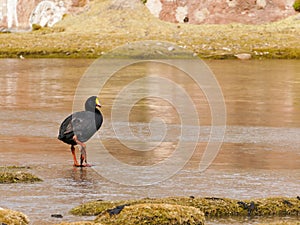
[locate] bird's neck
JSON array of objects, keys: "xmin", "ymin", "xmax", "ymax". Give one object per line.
[{"xmin": 95, "ymin": 109, "xmax": 102, "ymax": 115}]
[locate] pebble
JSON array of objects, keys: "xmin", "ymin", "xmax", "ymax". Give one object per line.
[
  {"xmin": 234, "ymin": 53, "xmax": 252, "ymax": 60},
  {"xmin": 51, "ymin": 214, "xmax": 63, "ymax": 218},
  {"xmin": 167, "ymin": 46, "xmax": 175, "ymax": 51}
]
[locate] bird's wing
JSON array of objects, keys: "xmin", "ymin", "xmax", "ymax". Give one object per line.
[
  {"xmin": 58, "ymin": 114, "xmax": 74, "ymax": 140},
  {"xmin": 71, "ymin": 111, "xmax": 99, "ymax": 142},
  {"xmin": 64, "ymin": 119, "xmax": 73, "ymax": 134}
]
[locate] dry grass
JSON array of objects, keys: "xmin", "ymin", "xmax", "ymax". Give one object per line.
[{"xmin": 0, "ymin": 0, "xmax": 299, "ymax": 59}]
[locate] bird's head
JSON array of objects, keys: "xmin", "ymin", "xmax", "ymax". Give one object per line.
[{"xmin": 85, "ymin": 96, "xmax": 102, "ymax": 112}]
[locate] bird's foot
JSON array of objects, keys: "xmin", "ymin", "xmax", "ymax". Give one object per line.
[
  {"xmin": 73, "ymin": 163, "xmax": 92, "ymax": 167},
  {"xmin": 73, "ymin": 163, "xmax": 81, "ymax": 167},
  {"xmin": 83, "ymin": 163, "xmax": 92, "ymax": 167}
]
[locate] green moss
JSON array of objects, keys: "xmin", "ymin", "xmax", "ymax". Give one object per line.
[
  {"xmin": 70, "ymin": 197, "xmax": 300, "ymax": 218},
  {"xmin": 293, "ymin": 0, "xmax": 300, "ymax": 11},
  {"xmin": 55, "ymin": 222, "xmax": 95, "ymax": 225},
  {"xmin": 258, "ymin": 222, "xmax": 300, "ymax": 225},
  {"xmin": 0, "ymin": 166, "xmax": 42, "ymax": 183},
  {"xmin": 94, "ymin": 203, "xmax": 205, "ymax": 225},
  {"xmin": 0, "ymin": 171, "xmax": 42, "ymax": 183},
  {"xmin": 252, "ymin": 197, "xmax": 300, "ymax": 216},
  {"xmin": 70, "ymin": 200, "xmax": 121, "ymax": 216},
  {"xmin": 31, "ymin": 24, "xmax": 42, "ymax": 31}
]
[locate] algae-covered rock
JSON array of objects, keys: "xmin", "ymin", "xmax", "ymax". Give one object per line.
[
  {"xmin": 0, "ymin": 171, "xmax": 42, "ymax": 183},
  {"xmin": 70, "ymin": 196, "xmax": 300, "ymax": 217},
  {"xmin": 94, "ymin": 203, "xmax": 205, "ymax": 225},
  {"xmin": 0, "ymin": 166, "xmax": 42, "ymax": 184},
  {"xmin": 258, "ymin": 222, "xmax": 300, "ymax": 225},
  {"xmin": 70, "ymin": 200, "xmax": 123, "ymax": 216},
  {"xmin": 70, "ymin": 197, "xmax": 243, "ymax": 217},
  {"xmin": 0, "ymin": 208, "xmax": 29, "ymax": 225},
  {"xmin": 56, "ymin": 222, "xmax": 97, "ymax": 225},
  {"xmin": 249, "ymin": 197, "xmax": 300, "ymax": 216}
]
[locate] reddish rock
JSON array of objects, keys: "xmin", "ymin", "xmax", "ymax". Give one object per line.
[
  {"xmin": 147, "ymin": 0, "xmax": 297, "ymax": 24},
  {"xmin": 0, "ymin": 0, "xmax": 89, "ymax": 30},
  {"xmin": 0, "ymin": 0, "xmax": 297, "ymax": 31}
]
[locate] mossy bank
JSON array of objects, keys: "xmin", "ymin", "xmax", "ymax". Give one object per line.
[
  {"xmin": 0, "ymin": 0, "xmax": 300, "ymax": 59},
  {"xmin": 0, "ymin": 166, "xmax": 42, "ymax": 183},
  {"xmin": 70, "ymin": 196, "xmax": 300, "ymax": 217},
  {"xmin": 60, "ymin": 196, "xmax": 300, "ymax": 225},
  {"xmin": 0, "ymin": 208, "xmax": 29, "ymax": 225},
  {"xmin": 1, "ymin": 196, "xmax": 299, "ymax": 225}
]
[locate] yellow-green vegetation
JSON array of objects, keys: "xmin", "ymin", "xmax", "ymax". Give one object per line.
[
  {"xmin": 293, "ymin": 0, "xmax": 300, "ymax": 12},
  {"xmin": 0, "ymin": 0, "xmax": 300, "ymax": 59},
  {"xmin": 258, "ymin": 222, "xmax": 300, "ymax": 225},
  {"xmin": 56, "ymin": 222, "xmax": 95, "ymax": 225},
  {"xmin": 0, "ymin": 208, "xmax": 29, "ymax": 225},
  {"xmin": 94, "ymin": 203, "xmax": 205, "ymax": 225},
  {"xmin": 70, "ymin": 196, "xmax": 300, "ymax": 217},
  {"xmin": 0, "ymin": 166, "xmax": 42, "ymax": 183}
]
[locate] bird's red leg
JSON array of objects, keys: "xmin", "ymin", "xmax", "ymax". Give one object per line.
[
  {"xmin": 71, "ymin": 145, "xmax": 80, "ymax": 167},
  {"xmin": 73, "ymin": 135, "xmax": 91, "ymax": 167}
]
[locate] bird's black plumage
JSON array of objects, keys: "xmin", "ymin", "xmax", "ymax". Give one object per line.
[{"xmin": 58, "ymin": 96, "xmax": 103, "ymax": 146}]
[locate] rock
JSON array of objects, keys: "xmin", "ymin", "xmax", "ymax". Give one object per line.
[
  {"xmin": 226, "ymin": 0, "xmax": 238, "ymax": 8},
  {"xmin": 0, "ymin": 208, "xmax": 29, "ymax": 225},
  {"xmin": 234, "ymin": 53, "xmax": 252, "ymax": 60},
  {"xmin": 256, "ymin": 0, "xmax": 267, "ymax": 9},
  {"xmin": 71, "ymin": 196, "xmax": 300, "ymax": 218},
  {"xmin": 51, "ymin": 214, "xmax": 63, "ymax": 218},
  {"xmin": 29, "ymin": 1, "xmax": 66, "ymax": 28},
  {"xmin": 145, "ymin": 0, "xmax": 162, "ymax": 17},
  {"xmin": 55, "ymin": 222, "xmax": 94, "ymax": 225},
  {"xmin": 194, "ymin": 8, "xmax": 210, "ymax": 23},
  {"xmin": 95, "ymin": 203, "xmax": 205, "ymax": 225},
  {"xmin": 0, "ymin": 0, "xmax": 89, "ymax": 30},
  {"xmin": 109, "ymin": 0, "xmax": 143, "ymax": 10},
  {"xmin": 167, "ymin": 46, "xmax": 174, "ymax": 51},
  {"xmin": 146, "ymin": 0, "xmax": 297, "ymax": 24},
  {"xmin": 0, "ymin": 170, "xmax": 42, "ymax": 183},
  {"xmin": 0, "ymin": 0, "xmax": 297, "ymax": 31},
  {"xmin": 175, "ymin": 6, "xmax": 188, "ymax": 23}
]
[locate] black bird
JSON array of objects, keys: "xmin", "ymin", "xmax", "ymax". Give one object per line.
[{"xmin": 58, "ymin": 96, "xmax": 103, "ymax": 167}]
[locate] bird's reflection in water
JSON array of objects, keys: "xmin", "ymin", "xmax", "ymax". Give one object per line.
[{"xmin": 70, "ymin": 167, "xmax": 89, "ymax": 182}]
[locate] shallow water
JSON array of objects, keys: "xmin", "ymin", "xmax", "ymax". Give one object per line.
[{"xmin": 0, "ymin": 59, "xmax": 299, "ymax": 224}]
